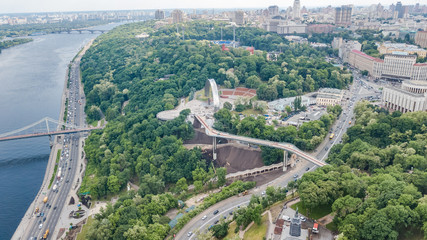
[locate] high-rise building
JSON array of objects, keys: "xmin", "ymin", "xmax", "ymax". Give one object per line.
[
  {"xmin": 395, "ymin": 1, "xmax": 404, "ymax": 18},
  {"xmin": 293, "ymin": 0, "xmax": 301, "ymax": 19},
  {"xmin": 415, "ymin": 31, "xmax": 427, "ymax": 48},
  {"xmin": 335, "ymin": 5, "xmax": 352, "ymax": 27},
  {"xmin": 171, "ymin": 9, "xmax": 183, "ymax": 24},
  {"xmin": 268, "ymin": 5, "xmax": 279, "ymax": 16},
  {"xmin": 234, "ymin": 11, "xmax": 245, "ymax": 25},
  {"xmin": 154, "ymin": 9, "xmax": 165, "ymax": 20}
]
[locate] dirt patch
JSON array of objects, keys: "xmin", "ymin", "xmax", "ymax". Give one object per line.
[
  {"xmin": 184, "ymin": 128, "xmax": 214, "ymax": 144},
  {"xmin": 233, "ymin": 169, "xmax": 285, "ymax": 187},
  {"xmin": 62, "ymin": 219, "xmax": 86, "ymax": 240},
  {"xmin": 215, "ymin": 144, "xmax": 263, "ymax": 173}
]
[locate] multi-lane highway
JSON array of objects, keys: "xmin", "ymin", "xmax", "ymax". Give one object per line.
[
  {"xmin": 176, "ymin": 71, "xmax": 375, "ymax": 240},
  {"xmin": 23, "ymin": 50, "xmax": 87, "ymax": 240}
]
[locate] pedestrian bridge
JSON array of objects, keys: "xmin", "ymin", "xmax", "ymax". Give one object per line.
[
  {"xmin": 194, "ymin": 115, "xmax": 327, "ymax": 167},
  {"xmin": 0, "ymin": 117, "xmax": 102, "ymax": 142}
]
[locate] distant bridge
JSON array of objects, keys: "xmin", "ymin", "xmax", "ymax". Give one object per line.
[
  {"xmin": 50, "ymin": 28, "xmax": 106, "ymax": 34},
  {"xmin": 0, "ymin": 117, "xmax": 102, "ymax": 142}
]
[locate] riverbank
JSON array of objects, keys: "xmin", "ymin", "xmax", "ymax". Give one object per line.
[{"xmin": 11, "ymin": 38, "xmax": 94, "ymax": 240}]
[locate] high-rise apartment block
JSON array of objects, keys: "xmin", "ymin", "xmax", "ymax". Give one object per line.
[
  {"xmin": 234, "ymin": 11, "xmax": 245, "ymax": 25},
  {"xmin": 415, "ymin": 31, "xmax": 427, "ymax": 48},
  {"xmin": 155, "ymin": 10, "xmax": 165, "ymax": 20},
  {"xmin": 171, "ymin": 9, "xmax": 183, "ymax": 24},
  {"xmin": 293, "ymin": 0, "xmax": 301, "ymax": 19},
  {"xmin": 335, "ymin": 5, "xmax": 352, "ymax": 27},
  {"xmin": 268, "ymin": 5, "xmax": 279, "ymax": 16}
]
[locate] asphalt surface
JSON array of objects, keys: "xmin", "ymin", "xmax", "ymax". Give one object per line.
[
  {"xmin": 177, "ymin": 71, "xmax": 377, "ymax": 240},
  {"xmin": 24, "ymin": 55, "xmax": 85, "ymax": 240}
]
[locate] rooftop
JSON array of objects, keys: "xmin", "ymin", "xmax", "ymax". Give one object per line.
[{"xmin": 351, "ymin": 49, "xmax": 377, "ymax": 61}]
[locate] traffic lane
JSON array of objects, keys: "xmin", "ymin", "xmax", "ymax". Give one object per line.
[
  {"xmin": 180, "ymin": 162, "xmax": 313, "ymax": 240},
  {"xmin": 187, "ymin": 201, "xmax": 250, "ymax": 240},
  {"xmin": 176, "ymin": 194, "xmax": 252, "ymax": 240}
]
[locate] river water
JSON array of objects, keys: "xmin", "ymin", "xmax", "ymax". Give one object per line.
[{"xmin": 0, "ymin": 22, "xmax": 122, "ymax": 239}]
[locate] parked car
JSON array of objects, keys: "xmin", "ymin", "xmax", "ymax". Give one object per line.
[
  {"xmin": 213, "ymin": 210, "xmax": 219, "ymax": 215},
  {"xmin": 202, "ymin": 215, "xmax": 207, "ymax": 220},
  {"xmin": 282, "ymin": 215, "xmax": 291, "ymax": 221}
]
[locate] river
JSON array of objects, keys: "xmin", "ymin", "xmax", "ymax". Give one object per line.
[{"xmin": 0, "ymin": 22, "xmax": 122, "ymax": 240}]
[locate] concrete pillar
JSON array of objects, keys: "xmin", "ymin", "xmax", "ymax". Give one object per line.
[
  {"xmin": 213, "ymin": 137, "xmax": 217, "ymax": 160},
  {"xmin": 283, "ymin": 150, "xmax": 288, "ymax": 172}
]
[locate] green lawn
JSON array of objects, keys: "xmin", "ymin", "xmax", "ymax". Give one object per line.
[
  {"xmin": 326, "ymin": 221, "xmax": 338, "ymax": 232},
  {"xmin": 48, "ymin": 149, "xmax": 61, "ymax": 189},
  {"xmin": 77, "ymin": 216, "xmax": 94, "ymax": 240},
  {"xmin": 243, "ymin": 214, "xmax": 268, "ymax": 240},
  {"xmin": 290, "ymin": 202, "xmax": 331, "ymax": 220},
  {"xmin": 224, "ymin": 221, "xmax": 240, "ymax": 240}
]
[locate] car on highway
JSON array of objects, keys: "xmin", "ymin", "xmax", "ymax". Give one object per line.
[
  {"xmin": 202, "ymin": 215, "xmax": 207, "ymax": 220},
  {"xmin": 213, "ymin": 210, "xmax": 219, "ymax": 215},
  {"xmin": 43, "ymin": 217, "xmax": 46, "ymax": 222},
  {"xmin": 39, "ymin": 223, "xmax": 43, "ymax": 229},
  {"xmin": 54, "ymin": 206, "xmax": 57, "ymax": 210}
]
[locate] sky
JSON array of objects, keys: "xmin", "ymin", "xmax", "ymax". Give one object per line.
[{"xmin": 0, "ymin": 0, "xmax": 424, "ymax": 14}]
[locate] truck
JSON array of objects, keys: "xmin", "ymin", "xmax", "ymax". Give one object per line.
[
  {"xmin": 43, "ymin": 229, "xmax": 49, "ymax": 239},
  {"xmin": 312, "ymin": 223, "xmax": 319, "ymax": 233},
  {"xmin": 43, "ymin": 197, "xmax": 48, "ymax": 204},
  {"xmin": 57, "ymin": 168, "xmax": 62, "ymax": 180}
]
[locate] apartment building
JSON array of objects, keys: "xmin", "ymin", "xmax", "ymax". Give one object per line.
[{"xmin": 415, "ymin": 31, "xmax": 427, "ymax": 48}]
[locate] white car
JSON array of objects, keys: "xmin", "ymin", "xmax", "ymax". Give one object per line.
[
  {"xmin": 300, "ymin": 216, "xmax": 306, "ymax": 222},
  {"xmin": 202, "ymin": 215, "xmax": 207, "ymax": 220},
  {"xmin": 39, "ymin": 223, "xmax": 43, "ymax": 229},
  {"xmin": 282, "ymin": 215, "xmax": 291, "ymax": 221},
  {"xmin": 187, "ymin": 232, "xmax": 192, "ymax": 237}
]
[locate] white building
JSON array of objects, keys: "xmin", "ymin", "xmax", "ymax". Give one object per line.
[
  {"xmin": 316, "ymin": 88, "xmax": 344, "ymax": 106},
  {"xmin": 382, "ymin": 80, "xmax": 427, "ymax": 112}
]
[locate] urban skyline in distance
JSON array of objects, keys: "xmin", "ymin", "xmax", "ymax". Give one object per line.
[{"xmin": 0, "ymin": 0, "xmax": 425, "ymax": 14}]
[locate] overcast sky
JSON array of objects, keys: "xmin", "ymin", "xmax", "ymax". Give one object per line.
[{"xmin": 0, "ymin": 0, "xmax": 424, "ymax": 14}]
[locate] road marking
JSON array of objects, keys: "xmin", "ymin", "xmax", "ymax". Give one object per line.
[{"xmin": 188, "ymin": 201, "xmax": 250, "ymax": 240}]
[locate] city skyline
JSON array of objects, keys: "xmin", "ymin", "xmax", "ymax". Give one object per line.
[{"xmin": 1, "ymin": 0, "xmax": 425, "ymax": 14}]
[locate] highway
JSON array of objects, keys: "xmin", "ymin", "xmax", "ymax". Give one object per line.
[
  {"xmin": 23, "ymin": 48, "xmax": 87, "ymax": 240},
  {"xmin": 176, "ymin": 70, "xmax": 375, "ymax": 240}
]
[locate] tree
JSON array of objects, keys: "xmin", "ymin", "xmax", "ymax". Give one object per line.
[
  {"xmin": 223, "ymin": 101, "xmax": 233, "ymax": 110},
  {"xmin": 107, "ymin": 175, "xmax": 120, "ymax": 194},
  {"xmin": 175, "ymin": 177, "xmax": 188, "ymax": 193},
  {"xmin": 138, "ymin": 174, "xmax": 165, "ymax": 196},
  {"xmin": 216, "ymin": 167, "xmax": 227, "ymax": 186},
  {"xmin": 194, "ymin": 180, "xmax": 203, "ymax": 192}
]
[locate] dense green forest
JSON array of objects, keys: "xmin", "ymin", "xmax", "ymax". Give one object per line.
[
  {"xmin": 0, "ymin": 38, "xmax": 32, "ymax": 52},
  {"xmin": 296, "ymin": 102, "xmax": 427, "ymax": 240},
  {"xmin": 213, "ymin": 105, "xmax": 342, "ymax": 158},
  {"xmin": 77, "ymin": 20, "xmax": 354, "ymax": 239}
]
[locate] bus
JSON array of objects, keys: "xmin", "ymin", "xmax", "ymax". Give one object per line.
[
  {"xmin": 43, "ymin": 229, "xmax": 49, "ymax": 239},
  {"xmin": 329, "ymin": 133, "xmax": 335, "ymax": 140}
]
